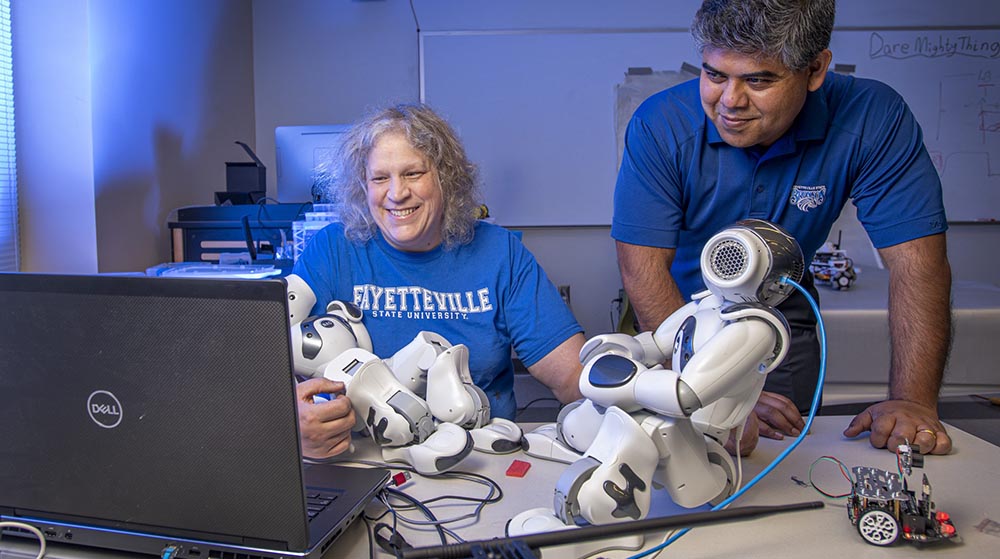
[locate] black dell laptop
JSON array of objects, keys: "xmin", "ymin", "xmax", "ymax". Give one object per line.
[{"xmin": 0, "ymin": 273, "xmax": 389, "ymax": 559}]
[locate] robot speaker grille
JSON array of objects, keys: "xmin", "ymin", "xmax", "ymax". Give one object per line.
[{"xmin": 710, "ymin": 239, "xmax": 748, "ymax": 280}]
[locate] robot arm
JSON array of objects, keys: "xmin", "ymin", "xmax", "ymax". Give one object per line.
[
  {"xmin": 423, "ymin": 344, "xmax": 491, "ymax": 429},
  {"xmin": 579, "ymin": 331, "xmax": 665, "ymax": 368},
  {"xmin": 577, "ymin": 298, "xmax": 701, "ymax": 368}
]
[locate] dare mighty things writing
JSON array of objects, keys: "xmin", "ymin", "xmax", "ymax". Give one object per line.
[{"xmin": 870, "ymin": 32, "xmax": 1000, "ymax": 60}]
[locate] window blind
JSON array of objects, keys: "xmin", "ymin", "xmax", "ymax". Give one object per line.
[{"xmin": 0, "ymin": 0, "xmax": 17, "ymax": 272}]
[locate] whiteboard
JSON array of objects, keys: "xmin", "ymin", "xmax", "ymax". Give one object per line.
[
  {"xmin": 829, "ymin": 29, "xmax": 1000, "ymax": 222},
  {"xmin": 423, "ymin": 27, "xmax": 1000, "ymax": 225},
  {"xmin": 423, "ymin": 31, "xmax": 697, "ymax": 226}
]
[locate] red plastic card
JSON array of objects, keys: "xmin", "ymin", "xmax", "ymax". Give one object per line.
[{"xmin": 506, "ymin": 459, "xmax": 531, "ymax": 478}]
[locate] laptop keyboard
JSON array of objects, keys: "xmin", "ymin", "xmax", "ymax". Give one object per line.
[{"xmin": 305, "ymin": 489, "xmax": 341, "ymax": 522}]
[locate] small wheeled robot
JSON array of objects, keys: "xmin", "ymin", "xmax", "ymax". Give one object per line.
[
  {"xmin": 810, "ymin": 232, "xmax": 856, "ymax": 290},
  {"xmin": 847, "ymin": 443, "xmax": 958, "ymax": 546}
]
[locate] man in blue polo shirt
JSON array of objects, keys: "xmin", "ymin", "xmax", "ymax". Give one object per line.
[{"xmin": 613, "ymin": 0, "xmax": 953, "ymax": 455}]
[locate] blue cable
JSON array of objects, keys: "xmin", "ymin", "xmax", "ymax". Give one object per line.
[{"xmin": 628, "ymin": 277, "xmax": 827, "ymax": 558}]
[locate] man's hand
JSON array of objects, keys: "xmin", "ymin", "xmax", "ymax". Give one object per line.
[
  {"xmin": 843, "ymin": 399, "xmax": 952, "ymax": 455},
  {"xmin": 754, "ymin": 391, "xmax": 805, "ymax": 440},
  {"xmin": 725, "ymin": 412, "xmax": 760, "ymax": 457},
  {"xmin": 296, "ymin": 377, "xmax": 356, "ymax": 459}
]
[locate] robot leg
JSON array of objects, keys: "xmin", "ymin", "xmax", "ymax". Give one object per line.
[
  {"xmin": 385, "ymin": 331, "xmax": 452, "ymax": 395},
  {"xmin": 643, "ymin": 416, "xmax": 735, "ymax": 508},
  {"xmin": 555, "ymin": 406, "xmax": 659, "ymax": 525},
  {"xmin": 580, "ymin": 354, "xmax": 688, "ymax": 417},
  {"xmin": 424, "ymin": 344, "xmax": 490, "ymax": 429},
  {"xmin": 330, "ymin": 348, "xmax": 435, "ymax": 447}
]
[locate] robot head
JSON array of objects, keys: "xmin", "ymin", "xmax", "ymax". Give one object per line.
[
  {"xmin": 291, "ymin": 301, "xmax": 374, "ymax": 378},
  {"xmin": 700, "ymin": 219, "xmax": 804, "ymax": 306},
  {"xmin": 285, "ymin": 274, "xmax": 317, "ymax": 326}
]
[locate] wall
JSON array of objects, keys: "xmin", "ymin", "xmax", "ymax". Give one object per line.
[
  {"xmin": 420, "ymin": 1, "xmax": 1000, "ymax": 334},
  {"xmin": 251, "ymin": 0, "xmax": 419, "ymax": 201},
  {"xmin": 13, "ymin": 0, "xmax": 98, "ymax": 273},
  {"xmin": 89, "ymin": 0, "xmax": 257, "ymax": 272},
  {"xmin": 14, "ymin": 0, "xmax": 1000, "ymax": 334},
  {"xmin": 247, "ymin": 0, "xmax": 1000, "ymax": 336}
]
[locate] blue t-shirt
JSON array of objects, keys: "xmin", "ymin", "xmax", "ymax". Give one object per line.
[
  {"xmin": 291, "ymin": 221, "xmax": 582, "ymax": 420},
  {"xmin": 613, "ymin": 72, "xmax": 948, "ymax": 299}
]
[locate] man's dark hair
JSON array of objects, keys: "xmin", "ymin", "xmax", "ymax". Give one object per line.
[{"xmin": 691, "ymin": 0, "xmax": 835, "ymax": 71}]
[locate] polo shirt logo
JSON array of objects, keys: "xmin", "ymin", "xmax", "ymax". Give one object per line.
[{"xmin": 789, "ymin": 185, "xmax": 827, "ymax": 212}]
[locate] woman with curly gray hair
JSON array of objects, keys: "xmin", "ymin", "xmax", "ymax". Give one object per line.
[
  {"xmin": 329, "ymin": 103, "xmax": 482, "ymax": 250},
  {"xmin": 291, "ymin": 103, "xmax": 585, "ymax": 458}
]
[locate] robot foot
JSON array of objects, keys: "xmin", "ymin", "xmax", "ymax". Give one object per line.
[
  {"xmin": 380, "ymin": 422, "xmax": 474, "ymax": 476},
  {"xmin": 506, "ymin": 508, "xmax": 645, "ymax": 559},
  {"xmin": 471, "ymin": 418, "xmax": 524, "ymax": 454},
  {"xmin": 507, "ymin": 508, "xmax": 575, "ymax": 536},
  {"xmin": 522, "ymin": 423, "xmax": 584, "ymax": 464}
]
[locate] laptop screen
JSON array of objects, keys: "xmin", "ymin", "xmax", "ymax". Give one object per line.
[{"xmin": 0, "ymin": 274, "xmax": 311, "ymax": 550}]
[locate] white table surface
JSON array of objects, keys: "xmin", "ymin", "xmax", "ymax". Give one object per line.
[
  {"xmin": 818, "ymin": 268, "xmax": 1000, "ymax": 388},
  {"xmin": 325, "ymin": 415, "xmax": 1000, "ymax": 559},
  {"xmin": 3, "ymin": 416, "xmax": 997, "ymax": 559}
]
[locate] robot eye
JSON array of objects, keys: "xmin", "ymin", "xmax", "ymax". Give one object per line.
[{"xmin": 344, "ymin": 301, "xmax": 364, "ymax": 320}]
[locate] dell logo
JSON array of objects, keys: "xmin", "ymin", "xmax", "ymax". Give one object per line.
[
  {"xmin": 91, "ymin": 403, "xmax": 120, "ymax": 415},
  {"xmin": 87, "ymin": 390, "xmax": 123, "ymax": 429}
]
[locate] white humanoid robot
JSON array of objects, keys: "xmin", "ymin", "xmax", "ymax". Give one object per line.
[
  {"xmin": 512, "ymin": 219, "xmax": 804, "ymax": 534},
  {"xmin": 285, "ymin": 274, "xmax": 524, "ymax": 476}
]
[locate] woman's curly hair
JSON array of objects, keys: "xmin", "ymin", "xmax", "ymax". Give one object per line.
[{"xmin": 318, "ymin": 103, "xmax": 482, "ymax": 250}]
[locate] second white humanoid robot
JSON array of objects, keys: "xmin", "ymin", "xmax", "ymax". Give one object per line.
[
  {"xmin": 284, "ymin": 274, "xmax": 524, "ymax": 476},
  {"xmin": 512, "ymin": 219, "xmax": 805, "ymax": 534}
]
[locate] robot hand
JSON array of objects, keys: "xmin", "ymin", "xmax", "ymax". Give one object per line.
[
  {"xmin": 522, "ymin": 399, "xmax": 603, "ymax": 464},
  {"xmin": 579, "ymin": 331, "xmax": 666, "ymax": 368},
  {"xmin": 523, "ymin": 423, "xmax": 582, "ymax": 463}
]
